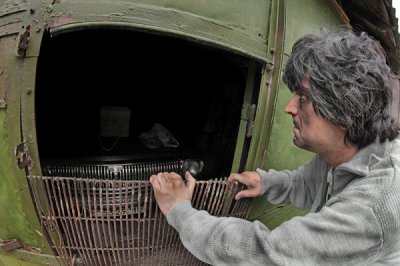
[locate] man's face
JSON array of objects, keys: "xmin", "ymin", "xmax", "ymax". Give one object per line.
[{"xmin": 284, "ymin": 78, "xmax": 345, "ymax": 154}]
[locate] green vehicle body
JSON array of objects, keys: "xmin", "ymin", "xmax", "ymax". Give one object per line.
[{"xmin": 0, "ymin": 0, "xmax": 397, "ymax": 265}]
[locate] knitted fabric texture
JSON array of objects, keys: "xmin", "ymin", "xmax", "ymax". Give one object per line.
[{"xmin": 167, "ymin": 138, "xmax": 400, "ymax": 265}]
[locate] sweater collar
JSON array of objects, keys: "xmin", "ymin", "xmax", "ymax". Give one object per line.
[
  {"xmin": 326, "ymin": 138, "xmax": 395, "ymax": 197},
  {"xmin": 334, "ymin": 138, "xmax": 393, "ymax": 177}
]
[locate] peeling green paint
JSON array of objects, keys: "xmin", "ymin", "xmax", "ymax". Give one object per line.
[
  {"xmin": 45, "ymin": 1, "xmax": 270, "ymax": 61},
  {"xmin": 0, "ymin": 7, "xmax": 52, "ymax": 260}
]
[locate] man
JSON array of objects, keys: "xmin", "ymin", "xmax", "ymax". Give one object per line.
[{"xmin": 150, "ymin": 29, "xmax": 400, "ymax": 265}]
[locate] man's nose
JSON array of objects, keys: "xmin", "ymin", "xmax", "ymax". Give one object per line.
[{"xmin": 284, "ymin": 95, "xmax": 298, "ymax": 116}]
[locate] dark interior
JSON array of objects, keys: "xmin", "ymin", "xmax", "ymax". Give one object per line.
[{"xmin": 35, "ymin": 28, "xmax": 259, "ymax": 179}]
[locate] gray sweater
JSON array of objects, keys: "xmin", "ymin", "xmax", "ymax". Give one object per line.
[{"xmin": 167, "ymin": 139, "xmax": 400, "ymax": 265}]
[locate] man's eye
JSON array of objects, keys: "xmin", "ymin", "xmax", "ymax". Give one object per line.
[{"xmin": 299, "ymin": 93, "xmax": 309, "ymax": 101}]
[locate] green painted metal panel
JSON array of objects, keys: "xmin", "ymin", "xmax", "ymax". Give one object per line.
[
  {"xmin": 231, "ymin": 62, "xmax": 258, "ymax": 172},
  {"xmin": 284, "ymin": 0, "xmax": 346, "ymax": 56},
  {"xmin": 45, "ymin": 0, "xmax": 271, "ymax": 61},
  {"xmin": 127, "ymin": 0, "xmax": 269, "ymax": 33},
  {"xmin": 0, "ymin": 112, "xmax": 30, "ymax": 242},
  {"xmin": 0, "ymin": 35, "xmax": 49, "ymax": 253},
  {"xmin": 248, "ymin": 196, "xmax": 307, "ymax": 230},
  {"xmin": 0, "ymin": 1, "xmax": 53, "ymax": 257},
  {"xmin": 0, "ymin": 253, "xmax": 42, "ymax": 266},
  {"xmin": 94, "ymin": 0, "xmax": 271, "ymax": 42},
  {"xmin": 0, "ymin": 250, "xmax": 60, "ymax": 266}
]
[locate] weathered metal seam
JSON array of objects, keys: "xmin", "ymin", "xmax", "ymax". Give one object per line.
[
  {"xmin": 260, "ymin": 0, "xmax": 287, "ymax": 166},
  {"xmin": 245, "ymin": 0, "xmax": 285, "ymax": 170},
  {"xmin": 48, "ymin": 21, "xmax": 271, "ymax": 63}
]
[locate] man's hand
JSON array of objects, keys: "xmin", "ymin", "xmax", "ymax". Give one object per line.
[
  {"xmin": 150, "ymin": 171, "xmax": 196, "ymax": 216},
  {"xmin": 227, "ymin": 171, "xmax": 262, "ymax": 200}
]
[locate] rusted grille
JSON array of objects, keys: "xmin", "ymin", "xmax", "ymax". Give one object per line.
[{"xmin": 27, "ymin": 175, "xmax": 250, "ymax": 265}]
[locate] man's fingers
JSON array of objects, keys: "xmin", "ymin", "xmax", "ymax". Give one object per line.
[
  {"xmin": 156, "ymin": 172, "xmax": 171, "ymax": 189},
  {"xmin": 169, "ymin": 172, "xmax": 184, "ymax": 185},
  {"xmin": 228, "ymin": 173, "xmax": 246, "ymax": 185},
  {"xmin": 152, "ymin": 172, "xmax": 186, "ymax": 191},
  {"xmin": 235, "ymin": 190, "xmax": 255, "ymax": 200},
  {"xmin": 185, "ymin": 171, "xmax": 196, "ymax": 193},
  {"xmin": 170, "ymin": 172, "xmax": 182, "ymax": 179},
  {"xmin": 150, "ymin": 175, "xmax": 160, "ymax": 191}
]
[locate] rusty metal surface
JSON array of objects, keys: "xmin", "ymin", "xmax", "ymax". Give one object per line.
[
  {"xmin": 15, "ymin": 142, "xmax": 33, "ymax": 169},
  {"xmin": 0, "ymin": 239, "xmax": 23, "ymax": 252},
  {"xmin": 27, "ymin": 175, "xmax": 250, "ymax": 265}
]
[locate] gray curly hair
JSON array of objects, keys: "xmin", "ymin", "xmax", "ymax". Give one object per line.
[{"xmin": 283, "ymin": 28, "xmax": 398, "ymax": 148}]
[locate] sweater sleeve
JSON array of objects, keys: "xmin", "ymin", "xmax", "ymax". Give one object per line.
[
  {"xmin": 167, "ymin": 198, "xmax": 382, "ymax": 266},
  {"xmin": 258, "ymin": 155, "xmax": 330, "ymax": 211}
]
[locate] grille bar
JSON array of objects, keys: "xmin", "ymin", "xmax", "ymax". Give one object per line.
[
  {"xmin": 43, "ymin": 160, "xmax": 182, "ymax": 180},
  {"xmin": 28, "ymin": 175, "xmax": 250, "ymax": 265}
]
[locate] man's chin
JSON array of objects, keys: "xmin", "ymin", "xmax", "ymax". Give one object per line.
[
  {"xmin": 293, "ymin": 139, "xmax": 313, "ymax": 153},
  {"xmin": 293, "ymin": 137, "xmax": 304, "ymax": 149}
]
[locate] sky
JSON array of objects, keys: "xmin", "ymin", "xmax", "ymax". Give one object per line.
[{"xmin": 395, "ymin": 0, "xmax": 400, "ymax": 31}]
